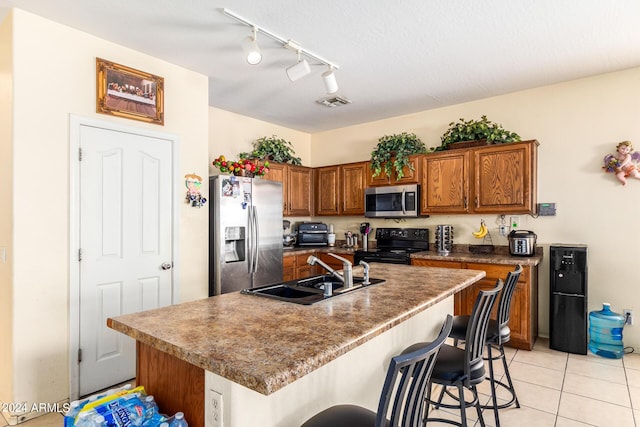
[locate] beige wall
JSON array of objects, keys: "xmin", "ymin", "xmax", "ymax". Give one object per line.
[
  {"xmin": 311, "ymin": 67, "xmax": 640, "ymax": 347},
  {"xmin": 0, "ymin": 10, "xmax": 14, "ymax": 406},
  {"xmin": 7, "ymin": 8, "xmax": 209, "ymax": 407},
  {"xmin": 208, "ymin": 107, "xmax": 312, "ymax": 177}
]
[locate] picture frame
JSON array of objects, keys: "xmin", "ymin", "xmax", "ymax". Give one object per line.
[{"xmin": 96, "ymin": 58, "xmax": 164, "ymax": 125}]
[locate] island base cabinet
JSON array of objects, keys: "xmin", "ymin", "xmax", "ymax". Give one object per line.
[
  {"xmin": 137, "ymin": 341, "xmax": 204, "ymax": 427},
  {"xmin": 204, "ymin": 298, "xmax": 452, "ymax": 427}
]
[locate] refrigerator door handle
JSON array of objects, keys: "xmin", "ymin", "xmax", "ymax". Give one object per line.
[
  {"xmin": 252, "ymin": 206, "xmax": 260, "ymax": 273},
  {"xmin": 247, "ymin": 206, "xmax": 254, "ymax": 274}
]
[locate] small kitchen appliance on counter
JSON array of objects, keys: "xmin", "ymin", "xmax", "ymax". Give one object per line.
[
  {"xmin": 297, "ymin": 222, "xmax": 329, "ymax": 246},
  {"xmin": 354, "ymin": 228, "xmax": 429, "ymax": 265},
  {"xmin": 508, "ymin": 230, "xmax": 537, "ymax": 256}
]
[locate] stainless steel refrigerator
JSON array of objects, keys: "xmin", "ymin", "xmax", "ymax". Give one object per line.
[{"xmin": 209, "ymin": 175, "xmax": 283, "ymax": 295}]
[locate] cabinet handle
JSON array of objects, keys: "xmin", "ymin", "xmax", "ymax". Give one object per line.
[
  {"xmin": 475, "ymin": 197, "xmax": 479, "ymax": 208},
  {"xmin": 464, "ymin": 196, "xmax": 467, "ymax": 209}
]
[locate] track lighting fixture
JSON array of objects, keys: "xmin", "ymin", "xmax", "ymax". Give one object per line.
[
  {"xmin": 242, "ymin": 27, "xmax": 261, "ymax": 65},
  {"xmin": 222, "ymin": 8, "xmax": 341, "ymax": 92},
  {"xmin": 286, "ymin": 50, "xmax": 311, "ymax": 82},
  {"xmin": 322, "ymin": 66, "xmax": 338, "ymax": 94}
]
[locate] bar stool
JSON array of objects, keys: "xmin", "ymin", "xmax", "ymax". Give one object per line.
[
  {"xmin": 404, "ymin": 280, "xmax": 503, "ymax": 427},
  {"xmin": 448, "ymin": 265, "xmax": 523, "ymax": 427},
  {"xmin": 301, "ymin": 315, "xmax": 453, "ymax": 427}
]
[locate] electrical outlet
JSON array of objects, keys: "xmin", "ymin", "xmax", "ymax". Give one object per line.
[
  {"xmin": 624, "ymin": 309, "xmax": 633, "ymax": 326},
  {"xmin": 510, "ymin": 216, "xmax": 519, "ymax": 230},
  {"xmin": 499, "ymin": 225, "xmax": 508, "ymax": 236},
  {"xmin": 211, "ymin": 389, "xmax": 223, "ymax": 427}
]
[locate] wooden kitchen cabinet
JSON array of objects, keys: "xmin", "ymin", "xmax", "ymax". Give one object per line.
[
  {"xmin": 368, "ymin": 154, "xmax": 423, "ymax": 186},
  {"xmin": 315, "ymin": 162, "xmax": 367, "ymax": 216},
  {"xmin": 263, "ymin": 162, "xmax": 313, "ymax": 216},
  {"xmin": 283, "ymin": 253, "xmax": 318, "ymax": 281},
  {"xmin": 318, "ymin": 252, "xmax": 355, "ymax": 271},
  {"xmin": 420, "ymin": 140, "xmax": 538, "ymax": 215},
  {"xmin": 411, "ymin": 258, "xmax": 538, "ymax": 350}
]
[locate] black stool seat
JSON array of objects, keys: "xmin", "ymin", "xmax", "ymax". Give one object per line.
[
  {"xmin": 302, "ymin": 404, "xmax": 389, "ymax": 427},
  {"xmin": 450, "ymin": 317, "xmax": 510, "ymax": 345}
]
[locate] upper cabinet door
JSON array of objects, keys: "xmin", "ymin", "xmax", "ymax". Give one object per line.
[
  {"xmin": 315, "ymin": 166, "xmax": 340, "ymax": 215},
  {"xmin": 367, "ymin": 154, "xmax": 423, "ymax": 186},
  {"xmin": 340, "ymin": 162, "xmax": 367, "ymax": 215},
  {"xmin": 421, "ymin": 150, "xmax": 470, "ymax": 214},
  {"xmin": 473, "ymin": 141, "xmax": 537, "ymax": 214},
  {"xmin": 262, "ymin": 162, "xmax": 287, "ymax": 213},
  {"xmin": 287, "ymin": 165, "xmax": 313, "ymax": 216}
]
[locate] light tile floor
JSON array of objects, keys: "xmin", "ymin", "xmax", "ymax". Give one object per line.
[{"xmin": 2, "ymin": 338, "xmax": 640, "ymax": 426}]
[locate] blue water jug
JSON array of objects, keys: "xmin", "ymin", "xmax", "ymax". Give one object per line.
[{"xmin": 588, "ymin": 303, "xmax": 625, "ymax": 359}]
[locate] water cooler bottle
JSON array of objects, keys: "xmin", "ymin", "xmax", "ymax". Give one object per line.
[{"xmin": 549, "ymin": 244, "xmax": 588, "ymax": 354}]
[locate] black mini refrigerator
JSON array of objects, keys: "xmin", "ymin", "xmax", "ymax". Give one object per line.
[{"xmin": 549, "ymin": 245, "xmax": 588, "ymax": 354}]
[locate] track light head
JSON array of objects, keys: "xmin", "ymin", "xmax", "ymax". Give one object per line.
[
  {"xmin": 322, "ymin": 66, "xmax": 338, "ymax": 94},
  {"xmin": 286, "ymin": 51, "xmax": 311, "ymax": 82},
  {"xmin": 242, "ymin": 27, "xmax": 261, "ymax": 65}
]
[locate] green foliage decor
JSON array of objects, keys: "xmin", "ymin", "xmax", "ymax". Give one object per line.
[
  {"xmin": 370, "ymin": 132, "xmax": 427, "ymax": 179},
  {"xmin": 239, "ymin": 135, "xmax": 302, "ymax": 165},
  {"xmin": 437, "ymin": 115, "xmax": 521, "ymax": 151}
]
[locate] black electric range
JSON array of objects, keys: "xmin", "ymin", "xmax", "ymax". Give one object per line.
[{"xmin": 354, "ymin": 228, "xmax": 429, "ymax": 265}]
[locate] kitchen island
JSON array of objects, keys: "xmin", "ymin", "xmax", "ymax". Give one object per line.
[{"xmin": 108, "ymin": 263, "xmax": 485, "ymax": 427}]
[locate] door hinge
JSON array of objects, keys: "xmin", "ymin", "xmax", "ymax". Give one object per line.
[
  {"xmin": 78, "ymin": 348, "xmax": 82, "ymax": 363},
  {"xmin": 78, "ymin": 147, "xmax": 83, "ymax": 161},
  {"xmin": 78, "ymin": 248, "xmax": 82, "ymax": 261}
]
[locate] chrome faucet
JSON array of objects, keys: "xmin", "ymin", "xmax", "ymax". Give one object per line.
[
  {"xmin": 359, "ymin": 260, "xmax": 370, "ymax": 285},
  {"xmin": 307, "ymin": 253, "xmax": 354, "ymax": 288}
]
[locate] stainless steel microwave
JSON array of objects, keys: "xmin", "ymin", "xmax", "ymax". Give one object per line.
[{"xmin": 364, "ymin": 184, "xmax": 420, "ymax": 218}]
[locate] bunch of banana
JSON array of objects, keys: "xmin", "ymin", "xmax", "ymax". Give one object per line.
[{"xmin": 472, "ymin": 220, "xmax": 488, "ymax": 239}]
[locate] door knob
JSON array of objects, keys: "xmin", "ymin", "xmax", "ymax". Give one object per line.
[{"xmin": 161, "ymin": 262, "xmax": 173, "ymax": 270}]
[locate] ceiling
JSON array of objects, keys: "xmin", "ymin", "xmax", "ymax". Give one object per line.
[{"xmin": 2, "ymin": 1, "xmax": 640, "ymax": 132}]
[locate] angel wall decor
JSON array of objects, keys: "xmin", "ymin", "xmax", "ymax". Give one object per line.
[{"xmin": 603, "ymin": 141, "xmax": 640, "ymax": 185}]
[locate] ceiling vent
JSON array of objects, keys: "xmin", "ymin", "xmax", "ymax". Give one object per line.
[{"xmin": 316, "ymin": 96, "xmax": 352, "ymax": 108}]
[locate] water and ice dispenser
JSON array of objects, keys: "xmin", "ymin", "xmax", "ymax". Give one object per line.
[{"xmin": 224, "ymin": 226, "xmax": 245, "ymax": 263}]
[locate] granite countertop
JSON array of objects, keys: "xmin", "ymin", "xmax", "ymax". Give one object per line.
[
  {"xmin": 284, "ymin": 244, "xmax": 543, "ymax": 266},
  {"xmin": 107, "ymin": 264, "xmax": 485, "ymax": 395},
  {"xmin": 411, "ymin": 246, "xmax": 543, "ymax": 266}
]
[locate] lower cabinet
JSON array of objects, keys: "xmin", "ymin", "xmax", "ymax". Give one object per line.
[
  {"xmin": 283, "ymin": 253, "xmax": 318, "ymax": 281},
  {"xmin": 318, "ymin": 252, "xmax": 355, "ymax": 270},
  {"xmin": 283, "ymin": 252, "xmax": 355, "ymax": 281},
  {"xmin": 411, "ymin": 259, "xmax": 538, "ymax": 350}
]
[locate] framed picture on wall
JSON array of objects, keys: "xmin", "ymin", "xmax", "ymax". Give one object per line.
[{"xmin": 96, "ymin": 58, "xmax": 164, "ymax": 125}]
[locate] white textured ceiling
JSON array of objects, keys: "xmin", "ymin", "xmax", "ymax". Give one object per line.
[{"xmin": 2, "ymin": 0, "xmax": 640, "ymax": 132}]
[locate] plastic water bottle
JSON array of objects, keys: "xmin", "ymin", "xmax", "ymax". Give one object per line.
[
  {"xmin": 143, "ymin": 395, "xmax": 159, "ymax": 419},
  {"xmin": 588, "ymin": 303, "xmax": 625, "ymax": 359},
  {"xmin": 170, "ymin": 411, "xmax": 188, "ymax": 427}
]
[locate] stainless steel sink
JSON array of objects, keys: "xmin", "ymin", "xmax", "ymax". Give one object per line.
[{"xmin": 241, "ymin": 274, "xmax": 385, "ymax": 305}]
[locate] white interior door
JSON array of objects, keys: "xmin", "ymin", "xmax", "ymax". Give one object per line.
[{"xmin": 78, "ymin": 123, "xmax": 174, "ymax": 396}]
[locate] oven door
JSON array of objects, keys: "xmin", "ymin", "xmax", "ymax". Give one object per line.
[{"xmin": 364, "ymin": 184, "xmax": 419, "ymax": 218}]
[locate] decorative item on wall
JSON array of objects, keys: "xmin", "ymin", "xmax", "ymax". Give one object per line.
[
  {"xmin": 96, "ymin": 58, "xmax": 164, "ymax": 125},
  {"xmin": 369, "ymin": 132, "xmax": 426, "ymax": 179},
  {"xmin": 185, "ymin": 173, "xmax": 207, "ymax": 207},
  {"xmin": 239, "ymin": 135, "xmax": 302, "ymax": 165},
  {"xmin": 603, "ymin": 140, "xmax": 640, "ymax": 186},
  {"xmin": 436, "ymin": 115, "xmax": 521, "ymax": 151},
  {"xmin": 212, "ymin": 155, "xmax": 270, "ymax": 177}
]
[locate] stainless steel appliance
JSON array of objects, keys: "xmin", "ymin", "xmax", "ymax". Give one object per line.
[
  {"xmin": 364, "ymin": 184, "xmax": 421, "ymax": 218},
  {"xmin": 209, "ymin": 175, "xmax": 283, "ymax": 295},
  {"xmin": 354, "ymin": 228, "xmax": 429, "ymax": 265},
  {"xmin": 297, "ymin": 222, "xmax": 329, "ymax": 246},
  {"xmin": 508, "ymin": 230, "xmax": 537, "ymax": 256}
]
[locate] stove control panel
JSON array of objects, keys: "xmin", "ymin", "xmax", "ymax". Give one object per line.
[{"xmin": 376, "ymin": 228, "xmax": 428, "ymax": 241}]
